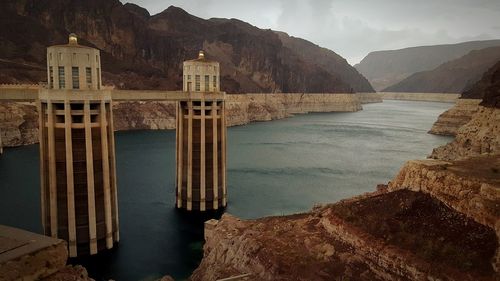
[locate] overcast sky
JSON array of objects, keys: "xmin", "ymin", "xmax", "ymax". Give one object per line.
[{"xmin": 125, "ymin": 0, "xmax": 500, "ymax": 65}]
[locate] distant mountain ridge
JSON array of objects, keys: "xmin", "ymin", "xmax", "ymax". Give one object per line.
[
  {"xmin": 383, "ymin": 46, "xmax": 500, "ymax": 93},
  {"xmin": 355, "ymin": 40, "xmax": 500, "ymax": 91},
  {"xmin": 0, "ymin": 0, "xmax": 374, "ymax": 93}
]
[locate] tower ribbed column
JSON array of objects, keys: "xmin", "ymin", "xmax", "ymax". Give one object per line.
[
  {"xmin": 39, "ymin": 90, "xmax": 118, "ymax": 257},
  {"xmin": 175, "ymin": 93, "xmax": 226, "ymax": 211}
]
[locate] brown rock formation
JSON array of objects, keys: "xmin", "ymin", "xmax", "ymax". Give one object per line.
[
  {"xmin": 428, "ymin": 99, "xmax": 482, "ymax": 136},
  {"xmin": 0, "ymin": 225, "xmax": 68, "ymax": 281},
  {"xmin": 388, "ymin": 157, "xmax": 500, "ymax": 274},
  {"xmin": 430, "ymin": 106, "xmax": 500, "ymax": 160},
  {"xmin": 388, "ymin": 158, "xmax": 499, "ymax": 234},
  {"xmin": 42, "ymin": 265, "xmax": 94, "ymax": 281},
  {"xmin": 0, "ymin": 0, "xmax": 373, "ymax": 93},
  {"xmin": 192, "ymin": 189, "xmax": 498, "ymax": 281}
]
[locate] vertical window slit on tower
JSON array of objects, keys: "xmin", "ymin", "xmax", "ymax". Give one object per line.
[
  {"xmin": 49, "ymin": 66, "xmax": 54, "ymax": 89},
  {"xmin": 72, "ymin": 67, "xmax": 79, "ymax": 89},
  {"xmin": 204, "ymin": 75, "xmax": 209, "ymax": 92},
  {"xmin": 58, "ymin": 66, "xmax": 65, "ymax": 89},
  {"xmin": 97, "ymin": 68, "xmax": 100, "ymax": 89},
  {"xmin": 195, "ymin": 75, "xmax": 200, "ymax": 91},
  {"xmin": 86, "ymin": 67, "xmax": 92, "ymax": 86}
]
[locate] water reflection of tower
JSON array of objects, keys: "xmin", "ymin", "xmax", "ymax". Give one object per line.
[
  {"xmin": 38, "ymin": 34, "xmax": 119, "ymax": 257},
  {"xmin": 176, "ymin": 51, "xmax": 227, "ymax": 211}
]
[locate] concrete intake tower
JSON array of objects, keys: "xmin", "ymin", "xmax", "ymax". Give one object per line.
[
  {"xmin": 176, "ymin": 51, "xmax": 227, "ymax": 211},
  {"xmin": 38, "ymin": 34, "xmax": 119, "ymax": 257}
]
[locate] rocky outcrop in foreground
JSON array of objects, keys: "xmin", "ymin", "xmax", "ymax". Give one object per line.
[
  {"xmin": 42, "ymin": 265, "xmax": 94, "ymax": 281},
  {"xmin": 389, "ymin": 157, "xmax": 499, "ymax": 239},
  {"xmin": 428, "ymin": 98, "xmax": 482, "ymax": 136},
  {"xmin": 192, "ymin": 187, "xmax": 498, "ymax": 281},
  {"xmin": 0, "ymin": 225, "xmax": 93, "ymax": 281}
]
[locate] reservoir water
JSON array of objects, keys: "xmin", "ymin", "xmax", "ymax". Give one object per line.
[{"xmin": 0, "ymin": 100, "xmax": 453, "ymax": 280}]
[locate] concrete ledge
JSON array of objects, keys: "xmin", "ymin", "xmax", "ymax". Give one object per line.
[
  {"xmin": 39, "ymin": 89, "xmax": 112, "ymax": 101},
  {"xmin": 0, "ymin": 225, "xmax": 67, "ymax": 281}
]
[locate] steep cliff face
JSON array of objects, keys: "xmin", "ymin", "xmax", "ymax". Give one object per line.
[
  {"xmin": 275, "ymin": 32, "xmax": 374, "ymax": 93},
  {"xmin": 0, "ymin": 0, "xmax": 372, "ymax": 93},
  {"xmin": 383, "ymin": 47, "xmax": 500, "ymax": 93},
  {"xmin": 355, "ymin": 40, "xmax": 500, "ymax": 91},
  {"xmin": 428, "ymin": 99, "xmax": 482, "ymax": 136}
]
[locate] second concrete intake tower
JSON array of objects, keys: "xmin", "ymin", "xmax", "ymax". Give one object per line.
[{"xmin": 176, "ymin": 51, "xmax": 227, "ymax": 211}]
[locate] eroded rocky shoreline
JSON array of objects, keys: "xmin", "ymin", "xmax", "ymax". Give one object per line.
[{"xmin": 190, "ymin": 102, "xmax": 500, "ymax": 281}]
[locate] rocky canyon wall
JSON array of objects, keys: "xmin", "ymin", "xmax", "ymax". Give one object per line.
[{"xmin": 225, "ymin": 93, "xmax": 361, "ymax": 126}]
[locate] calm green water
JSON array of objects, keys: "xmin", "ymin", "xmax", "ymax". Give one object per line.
[{"xmin": 0, "ymin": 100, "xmax": 453, "ymax": 280}]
